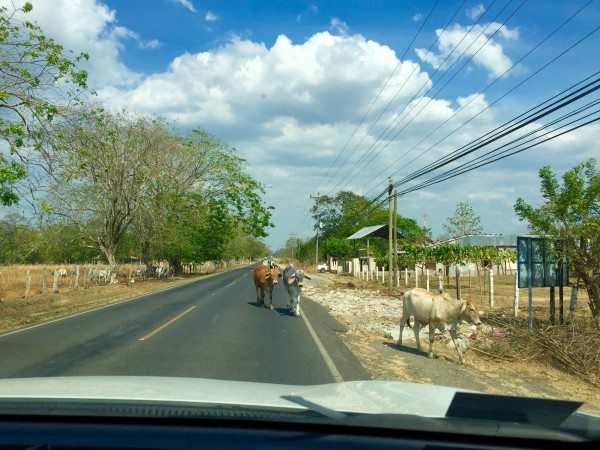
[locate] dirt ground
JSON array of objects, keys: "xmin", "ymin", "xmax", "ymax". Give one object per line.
[{"xmin": 303, "ymin": 271, "xmax": 600, "ymax": 415}]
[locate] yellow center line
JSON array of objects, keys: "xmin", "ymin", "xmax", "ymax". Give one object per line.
[
  {"xmin": 225, "ymin": 281, "xmax": 236, "ymax": 287},
  {"xmin": 138, "ymin": 306, "xmax": 196, "ymax": 341}
]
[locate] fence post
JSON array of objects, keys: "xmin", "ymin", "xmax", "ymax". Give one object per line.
[
  {"xmin": 376, "ymin": 267, "xmax": 379, "ymax": 281},
  {"xmin": 415, "ymin": 265, "xmax": 419, "ymax": 288},
  {"xmin": 437, "ymin": 270, "xmax": 443, "ymax": 292},
  {"xmin": 25, "ymin": 269, "xmax": 32, "ymax": 298},
  {"xmin": 42, "ymin": 268, "xmax": 47, "ymax": 296},
  {"xmin": 404, "ymin": 268, "xmax": 408, "ymax": 286},
  {"xmin": 513, "ymin": 270, "xmax": 519, "ymax": 318},
  {"xmin": 382, "ymin": 268, "xmax": 385, "ymax": 284},
  {"xmin": 74, "ymin": 265, "xmax": 80, "ymax": 289},
  {"xmin": 426, "ymin": 269, "xmax": 430, "ymax": 291},
  {"xmin": 488, "ymin": 268, "xmax": 494, "ymax": 308},
  {"xmin": 52, "ymin": 270, "xmax": 60, "ymax": 294},
  {"xmin": 568, "ymin": 283, "xmax": 578, "ymax": 323},
  {"xmin": 396, "ymin": 270, "xmax": 399, "ymax": 288}
]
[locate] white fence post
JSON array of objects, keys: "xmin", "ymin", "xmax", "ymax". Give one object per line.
[
  {"xmin": 415, "ymin": 265, "xmax": 419, "ymax": 288},
  {"xmin": 376, "ymin": 267, "xmax": 379, "ymax": 281},
  {"xmin": 52, "ymin": 270, "xmax": 59, "ymax": 294},
  {"xmin": 404, "ymin": 268, "xmax": 408, "ymax": 286},
  {"xmin": 382, "ymin": 269, "xmax": 385, "ymax": 284},
  {"xmin": 568, "ymin": 283, "xmax": 578, "ymax": 322},
  {"xmin": 513, "ymin": 271, "xmax": 519, "ymax": 317},
  {"xmin": 396, "ymin": 271, "xmax": 399, "ymax": 287},
  {"xmin": 488, "ymin": 268, "xmax": 494, "ymax": 308},
  {"xmin": 426, "ymin": 269, "xmax": 430, "ymax": 291}
]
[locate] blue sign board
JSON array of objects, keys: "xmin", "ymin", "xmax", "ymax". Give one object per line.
[{"xmin": 517, "ymin": 236, "xmax": 568, "ymax": 288}]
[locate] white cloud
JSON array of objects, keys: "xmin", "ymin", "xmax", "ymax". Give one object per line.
[
  {"xmin": 1, "ymin": 0, "xmax": 142, "ymax": 88},
  {"xmin": 310, "ymin": 5, "xmax": 319, "ymax": 13},
  {"xmin": 412, "ymin": 13, "xmax": 423, "ymax": 22},
  {"xmin": 416, "ymin": 22, "xmax": 519, "ymax": 78},
  {"xmin": 205, "ymin": 11, "xmax": 218, "ymax": 22},
  {"xmin": 139, "ymin": 39, "xmax": 162, "ymax": 49},
  {"xmin": 172, "ymin": 0, "xmax": 196, "ymax": 13},
  {"xmin": 330, "ymin": 17, "xmax": 349, "ymax": 36},
  {"xmin": 466, "ymin": 4, "xmax": 485, "ymax": 20}
]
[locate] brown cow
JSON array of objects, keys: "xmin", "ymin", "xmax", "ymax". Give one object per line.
[{"xmin": 253, "ymin": 263, "xmax": 281, "ymax": 309}]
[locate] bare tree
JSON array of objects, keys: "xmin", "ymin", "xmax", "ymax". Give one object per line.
[{"xmin": 47, "ymin": 108, "xmax": 171, "ymax": 275}]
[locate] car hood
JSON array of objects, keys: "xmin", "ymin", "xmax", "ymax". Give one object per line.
[{"xmin": 0, "ymin": 377, "xmax": 466, "ymax": 417}]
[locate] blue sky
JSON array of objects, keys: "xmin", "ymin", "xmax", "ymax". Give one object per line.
[{"xmin": 6, "ymin": 0, "xmax": 600, "ymax": 250}]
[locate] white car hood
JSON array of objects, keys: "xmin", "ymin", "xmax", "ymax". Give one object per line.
[{"xmin": 0, "ymin": 377, "xmax": 467, "ymax": 417}]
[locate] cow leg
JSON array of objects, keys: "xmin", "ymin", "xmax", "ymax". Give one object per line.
[
  {"xmin": 268, "ymin": 288, "xmax": 274, "ymax": 310},
  {"xmin": 413, "ymin": 322, "xmax": 422, "ymax": 352},
  {"xmin": 295, "ymin": 296, "xmax": 301, "ymax": 316},
  {"xmin": 449, "ymin": 327, "xmax": 465, "ymax": 364},
  {"xmin": 428, "ymin": 323, "xmax": 435, "ymax": 358},
  {"xmin": 255, "ymin": 285, "xmax": 262, "ymax": 305},
  {"xmin": 397, "ymin": 315, "xmax": 408, "ymax": 346}
]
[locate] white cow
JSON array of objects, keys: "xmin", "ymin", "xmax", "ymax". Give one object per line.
[
  {"xmin": 282, "ymin": 265, "xmax": 311, "ymax": 316},
  {"xmin": 398, "ymin": 288, "xmax": 481, "ymax": 364}
]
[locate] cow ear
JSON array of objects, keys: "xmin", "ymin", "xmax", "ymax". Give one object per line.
[
  {"xmin": 287, "ymin": 274, "xmax": 296, "ymax": 284},
  {"xmin": 459, "ymin": 300, "xmax": 467, "ymax": 315}
]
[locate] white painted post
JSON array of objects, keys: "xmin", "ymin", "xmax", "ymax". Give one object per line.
[
  {"xmin": 513, "ymin": 270, "xmax": 519, "ymax": 318},
  {"xmin": 396, "ymin": 271, "xmax": 400, "ymax": 287},
  {"xmin": 568, "ymin": 283, "xmax": 578, "ymax": 322},
  {"xmin": 382, "ymin": 268, "xmax": 385, "ymax": 284},
  {"xmin": 74, "ymin": 265, "xmax": 80, "ymax": 289},
  {"xmin": 488, "ymin": 267, "xmax": 494, "ymax": 308},
  {"xmin": 426, "ymin": 269, "xmax": 430, "ymax": 292},
  {"xmin": 52, "ymin": 270, "xmax": 59, "ymax": 294},
  {"xmin": 415, "ymin": 265, "xmax": 419, "ymax": 288},
  {"xmin": 42, "ymin": 268, "xmax": 47, "ymax": 296},
  {"xmin": 404, "ymin": 268, "xmax": 408, "ymax": 286},
  {"xmin": 376, "ymin": 267, "xmax": 379, "ymax": 281}
]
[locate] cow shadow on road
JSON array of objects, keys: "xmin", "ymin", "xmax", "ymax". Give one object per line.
[
  {"xmin": 245, "ymin": 301, "xmax": 297, "ymax": 317},
  {"xmin": 383, "ymin": 341, "xmax": 428, "ymax": 357}
]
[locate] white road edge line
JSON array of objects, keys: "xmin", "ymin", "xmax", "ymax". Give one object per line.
[
  {"xmin": 0, "ymin": 266, "xmax": 251, "ymax": 340},
  {"xmin": 225, "ymin": 281, "xmax": 236, "ymax": 288},
  {"xmin": 300, "ymin": 307, "xmax": 344, "ymax": 383}
]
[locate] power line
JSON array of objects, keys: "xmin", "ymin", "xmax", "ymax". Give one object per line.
[
  {"xmin": 294, "ymin": 0, "xmax": 443, "ymax": 234},
  {"xmin": 396, "ymin": 114, "xmax": 600, "ymax": 196},
  {"xmin": 322, "ymin": 0, "xmax": 470, "ymax": 193},
  {"xmin": 325, "ymin": 0, "xmax": 517, "ymax": 197},
  {"xmin": 391, "ymin": 74, "xmax": 600, "ymax": 189},
  {"xmin": 360, "ymin": 0, "xmax": 597, "ymax": 198}
]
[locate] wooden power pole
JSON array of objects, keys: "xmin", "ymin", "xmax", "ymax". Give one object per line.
[
  {"xmin": 310, "ymin": 193, "xmax": 320, "ymax": 269},
  {"xmin": 388, "ymin": 178, "xmax": 393, "ymax": 287},
  {"xmin": 393, "ymin": 189, "xmax": 398, "ymax": 287}
]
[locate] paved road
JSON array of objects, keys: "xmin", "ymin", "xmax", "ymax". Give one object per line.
[{"xmin": 0, "ymin": 266, "xmax": 367, "ymax": 384}]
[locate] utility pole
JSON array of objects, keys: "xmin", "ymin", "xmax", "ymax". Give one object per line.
[
  {"xmin": 310, "ymin": 193, "xmax": 320, "ymax": 269},
  {"xmin": 388, "ymin": 178, "xmax": 393, "ymax": 287},
  {"xmin": 393, "ymin": 189, "xmax": 398, "ymax": 287}
]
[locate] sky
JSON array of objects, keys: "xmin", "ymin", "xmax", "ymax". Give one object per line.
[{"xmin": 4, "ymin": 0, "xmax": 600, "ymax": 250}]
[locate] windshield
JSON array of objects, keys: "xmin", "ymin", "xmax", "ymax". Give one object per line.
[{"xmin": 0, "ymin": 0, "xmax": 599, "ymax": 442}]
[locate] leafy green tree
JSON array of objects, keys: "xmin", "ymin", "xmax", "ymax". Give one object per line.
[
  {"xmin": 322, "ymin": 237, "xmax": 353, "ymax": 259},
  {"xmin": 1, "ymin": 2, "xmax": 88, "ymax": 205},
  {"xmin": 515, "ymin": 159, "xmax": 600, "ymax": 323},
  {"xmin": 443, "ymin": 201, "xmax": 484, "ymax": 238}
]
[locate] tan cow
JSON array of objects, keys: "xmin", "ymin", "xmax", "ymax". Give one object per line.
[
  {"xmin": 398, "ymin": 288, "xmax": 481, "ymax": 364},
  {"xmin": 253, "ymin": 263, "xmax": 282, "ymax": 309}
]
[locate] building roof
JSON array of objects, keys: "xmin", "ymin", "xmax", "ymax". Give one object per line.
[
  {"xmin": 432, "ymin": 234, "xmax": 518, "ymax": 247},
  {"xmin": 347, "ymin": 224, "xmax": 404, "ymax": 240}
]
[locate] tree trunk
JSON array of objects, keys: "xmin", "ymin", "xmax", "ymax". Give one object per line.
[
  {"xmin": 170, "ymin": 258, "xmax": 183, "ymax": 276},
  {"xmin": 98, "ymin": 240, "xmax": 118, "ymax": 284},
  {"xmin": 455, "ymin": 265, "xmax": 462, "ymax": 300},
  {"xmin": 141, "ymin": 239, "xmax": 151, "ymax": 267}
]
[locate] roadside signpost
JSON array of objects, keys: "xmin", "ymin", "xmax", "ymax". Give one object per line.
[{"xmin": 517, "ymin": 236, "xmax": 569, "ymax": 327}]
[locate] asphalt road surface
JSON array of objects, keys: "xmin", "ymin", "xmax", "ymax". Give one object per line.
[{"xmin": 0, "ymin": 266, "xmax": 368, "ymax": 384}]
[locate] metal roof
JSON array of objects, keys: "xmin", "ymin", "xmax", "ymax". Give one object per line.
[
  {"xmin": 347, "ymin": 224, "xmax": 403, "ymax": 240},
  {"xmin": 433, "ymin": 234, "xmax": 518, "ymax": 247}
]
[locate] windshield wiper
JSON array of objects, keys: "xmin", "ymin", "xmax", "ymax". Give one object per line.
[{"xmin": 280, "ymin": 395, "xmax": 347, "ymax": 420}]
